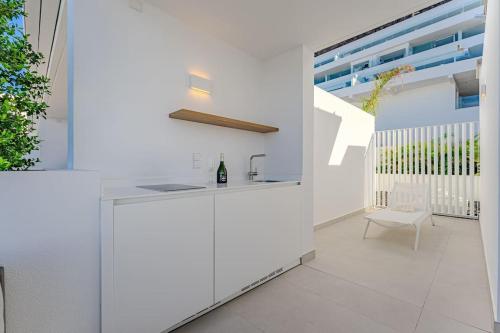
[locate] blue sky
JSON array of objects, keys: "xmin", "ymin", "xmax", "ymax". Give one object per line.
[{"xmin": 12, "ymin": 13, "xmax": 24, "ymax": 33}]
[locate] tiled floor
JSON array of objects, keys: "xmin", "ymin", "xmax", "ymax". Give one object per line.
[{"xmin": 175, "ymin": 213, "xmax": 493, "ymax": 333}]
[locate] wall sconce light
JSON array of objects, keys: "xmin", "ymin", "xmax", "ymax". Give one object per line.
[
  {"xmin": 480, "ymin": 84, "xmax": 487, "ymax": 98},
  {"xmin": 189, "ymin": 74, "xmax": 211, "ymax": 95}
]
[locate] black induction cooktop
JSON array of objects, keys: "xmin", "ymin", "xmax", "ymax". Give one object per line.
[{"xmin": 137, "ymin": 184, "xmax": 206, "ymax": 192}]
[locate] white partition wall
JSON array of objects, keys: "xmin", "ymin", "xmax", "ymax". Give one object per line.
[
  {"xmin": 261, "ymin": 46, "xmax": 315, "ymax": 253},
  {"xmin": 313, "ymin": 87, "xmax": 375, "ymax": 225},
  {"xmin": 479, "ymin": 0, "xmax": 500, "ymax": 326},
  {"xmin": 0, "ymin": 171, "xmax": 100, "ymax": 333}
]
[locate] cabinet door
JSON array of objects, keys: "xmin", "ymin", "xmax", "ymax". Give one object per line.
[
  {"xmin": 214, "ymin": 186, "xmax": 302, "ymax": 302},
  {"xmin": 113, "ymin": 195, "xmax": 214, "ymax": 333}
]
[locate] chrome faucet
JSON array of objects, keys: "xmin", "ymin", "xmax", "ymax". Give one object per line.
[{"xmin": 248, "ymin": 154, "xmax": 266, "ymax": 181}]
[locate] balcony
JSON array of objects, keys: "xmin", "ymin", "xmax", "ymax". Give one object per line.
[
  {"xmin": 379, "ymin": 49, "xmax": 406, "ymax": 64},
  {"xmin": 315, "ymin": 31, "xmax": 484, "ymax": 90},
  {"xmin": 411, "ymin": 24, "xmax": 484, "ymax": 55},
  {"xmin": 327, "ymin": 54, "xmax": 481, "ymax": 93},
  {"xmin": 314, "ymin": 0, "xmax": 483, "ymax": 68},
  {"xmin": 317, "ymin": 37, "xmax": 483, "ymax": 94},
  {"xmin": 412, "ymin": 34, "xmax": 457, "ymax": 54}
]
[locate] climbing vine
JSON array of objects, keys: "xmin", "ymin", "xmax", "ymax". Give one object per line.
[{"xmin": 362, "ymin": 65, "xmax": 415, "ymax": 116}]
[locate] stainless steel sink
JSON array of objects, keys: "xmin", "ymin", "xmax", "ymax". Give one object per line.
[{"xmin": 137, "ymin": 184, "xmax": 206, "ymax": 192}]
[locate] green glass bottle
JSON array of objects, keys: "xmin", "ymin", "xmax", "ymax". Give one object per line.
[{"xmin": 217, "ymin": 153, "xmax": 227, "ymax": 184}]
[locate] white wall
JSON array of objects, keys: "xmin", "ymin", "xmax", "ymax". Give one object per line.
[
  {"xmin": 262, "ymin": 48, "xmax": 304, "ymax": 180},
  {"xmin": 72, "ymin": 0, "xmax": 314, "ymax": 248},
  {"xmin": 38, "ymin": 118, "xmax": 68, "ymax": 170},
  {"xmin": 261, "ymin": 46, "xmax": 315, "ymax": 253},
  {"xmin": 374, "ymin": 80, "xmax": 479, "ymax": 131},
  {"xmin": 302, "ymin": 47, "xmax": 315, "ymax": 254},
  {"xmin": 0, "ymin": 171, "xmax": 100, "ymax": 333},
  {"xmin": 313, "ymin": 87, "xmax": 375, "ymax": 225},
  {"xmin": 72, "ymin": 0, "xmax": 314, "ymax": 252},
  {"xmin": 73, "ymin": 0, "xmax": 271, "ymax": 182},
  {"xmin": 479, "ymin": 0, "xmax": 500, "ymax": 323}
]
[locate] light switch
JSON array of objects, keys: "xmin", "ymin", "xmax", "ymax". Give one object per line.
[{"xmin": 192, "ymin": 153, "xmax": 201, "ymax": 169}]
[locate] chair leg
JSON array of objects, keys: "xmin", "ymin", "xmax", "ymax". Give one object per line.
[
  {"xmin": 363, "ymin": 220, "xmax": 370, "ymax": 239},
  {"xmin": 414, "ymin": 225, "xmax": 421, "ymax": 251},
  {"xmin": 431, "ymin": 215, "xmax": 435, "ymax": 226}
]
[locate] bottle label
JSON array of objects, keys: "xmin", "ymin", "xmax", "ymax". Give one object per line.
[{"xmin": 219, "ymin": 173, "xmax": 226, "ymax": 183}]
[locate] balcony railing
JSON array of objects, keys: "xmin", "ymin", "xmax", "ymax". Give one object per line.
[
  {"xmin": 324, "ymin": 44, "xmax": 483, "ymax": 93},
  {"xmin": 371, "ymin": 122, "xmax": 480, "ymax": 218},
  {"xmin": 412, "ymin": 34, "xmax": 457, "ymax": 54},
  {"xmin": 315, "ymin": 32, "xmax": 484, "ymax": 91},
  {"xmin": 314, "ymin": 0, "xmax": 483, "ymax": 68}
]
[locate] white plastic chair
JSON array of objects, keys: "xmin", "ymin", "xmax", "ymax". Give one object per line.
[{"xmin": 363, "ymin": 183, "xmax": 434, "ymax": 251}]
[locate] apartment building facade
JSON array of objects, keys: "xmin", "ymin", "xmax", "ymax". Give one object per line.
[{"xmin": 314, "ymin": 0, "xmax": 484, "ymax": 130}]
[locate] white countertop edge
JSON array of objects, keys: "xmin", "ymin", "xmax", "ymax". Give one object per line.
[{"xmin": 102, "ymin": 180, "xmax": 301, "ymax": 202}]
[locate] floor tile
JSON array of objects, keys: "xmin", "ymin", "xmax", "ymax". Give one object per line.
[
  {"xmin": 228, "ymin": 277, "xmax": 398, "ymax": 333},
  {"xmin": 173, "ymin": 306, "xmax": 263, "ymax": 333},
  {"xmin": 434, "ymin": 259, "xmax": 489, "ymax": 290},
  {"xmin": 173, "ymin": 213, "xmax": 493, "ymax": 333},
  {"xmin": 282, "ymin": 265, "xmax": 421, "ymax": 333},
  {"xmin": 307, "ymin": 223, "xmax": 444, "ymax": 306},
  {"xmin": 424, "ymin": 280, "xmax": 493, "ymax": 332},
  {"xmin": 415, "ymin": 308, "xmax": 489, "ymax": 333}
]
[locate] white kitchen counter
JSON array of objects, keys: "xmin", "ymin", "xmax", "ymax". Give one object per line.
[
  {"xmin": 101, "ymin": 180, "xmax": 301, "ymax": 201},
  {"xmin": 101, "ymin": 178, "xmax": 303, "ymax": 333}
]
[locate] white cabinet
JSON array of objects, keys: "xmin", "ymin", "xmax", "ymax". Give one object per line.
[
  {"xmin": 214, "ymin": 186, "xmax": 302, "ymax": 301},
  {"xmin": 102, "ymin": 183, "xmax": 303, "ymax": 333},
  {"xmin": 113, "ymin": 195, "xmax": 214, "ymax": 333}
]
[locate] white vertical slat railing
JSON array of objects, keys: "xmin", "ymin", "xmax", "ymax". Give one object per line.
[
  {"xmin": 469, "ymin": 122, "xmax": 476, "ymax": 215},
  {"xmin": 433, "ymin": 126, "xmax": 438, "ymax": 212},
  {"xmin": 373, "ymin": 122, "xmax": 479, "ymax": 218},
  {"xmin": 440, "ymin": 125, "xmax": 445, "ymax": 212},
  {"xmin": 450, "ymin": 125, "xmax": 454, "ymax": 213},
  {"xmin": 454, "ymin": 123, "xmax": 460, "ymax": 215},
  {"xmin": 426, "ymin": 127, "xmax": 432, "ymax": 211},
  {"xmin": 461, "ymin": 124, "xmax": 467, "ymax": 216}
]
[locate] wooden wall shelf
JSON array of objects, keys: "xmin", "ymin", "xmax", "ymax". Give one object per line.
[{"xmin": 169, "ymin": 109, "xmax": 279, "ymax": 133}]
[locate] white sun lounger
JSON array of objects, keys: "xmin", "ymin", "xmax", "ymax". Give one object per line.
[{"xmin": 363, "ymin": 183, "xmax": 434, "ymax": 251}]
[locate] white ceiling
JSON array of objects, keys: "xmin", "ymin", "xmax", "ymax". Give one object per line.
[
  {"xmin": 25, "ymin": 0, "xmax": 63, "ymax": 77},
  {"xmin": 147, "ymin": 0, "xmax": 443, "ymax": 59},
  {"xmin": 25, "ymin": 0, "xmax": 67, "ymax": 119}
]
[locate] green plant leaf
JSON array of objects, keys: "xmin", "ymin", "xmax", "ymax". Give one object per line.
[{"xmin": 0, "ymin": 0, "xmax": 50, "ymax": 171}]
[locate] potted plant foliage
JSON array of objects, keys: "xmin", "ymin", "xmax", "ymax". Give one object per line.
[{"xmin": 0, "ymin": 0, "xmax": 50, "ymax": 171}]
